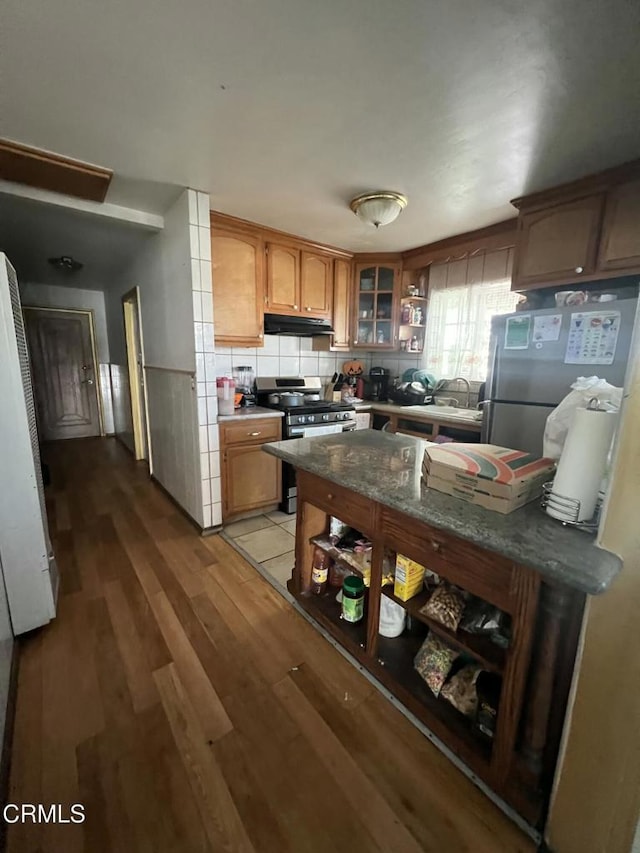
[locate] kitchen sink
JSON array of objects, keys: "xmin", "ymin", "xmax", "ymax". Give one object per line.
[{"xmin": 402, "ymin": 405, "xmax": 482, "ymax": 421}]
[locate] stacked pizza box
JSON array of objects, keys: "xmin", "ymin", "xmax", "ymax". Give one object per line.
[{"xmin": 422, "ymin": 444, "xmax": 556, "ymax": 514}]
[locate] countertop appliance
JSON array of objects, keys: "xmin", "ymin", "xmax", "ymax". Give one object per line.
[
  {"xmin": 367, "ymin": 366, "xmax": 390, "ymax": 401},
  {"xmin": 233, "ymin": 365, "xmax": 256, "ymax": 406},
  {"xmin": 256, "ymin": 376, "xmax": 356, "ymax": 513},
  {"xmin": 483, "ymin": 296, "xmax": 639, "ymax": 455}
]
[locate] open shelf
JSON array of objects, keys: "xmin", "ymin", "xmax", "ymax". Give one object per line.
[
  {"xmin": 298, "ymin": 587, "xmax": 368, "ymax": 654},
  {"xmin": 310, "ymin": 535, "xmax": 369, "ymax": 581},
  {"xmin": 375, "ymin": 631, "xmax": 493, "ymax": 765},
  {"xmin": 381, "ymin": 587, "xmax": 506, "ymax": 673}
]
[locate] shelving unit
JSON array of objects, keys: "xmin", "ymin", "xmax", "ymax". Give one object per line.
[
  {"xmin": 303, "ymin": 523, "xmax": 502, "ymax": 772},
  {"xmin": 353, "ymin": 263, "xmax": 400, "ymax": 349},
  {"xmin": 287, "ymin": 466, "xmax": 585, "ymax": 829},
  {"xmin": 398, "ymin": 294, "xmax": 427, "ymax": 353},
  {"xmin": 380, "ymin": 586, "xmax": 507, "ymax": 674}
]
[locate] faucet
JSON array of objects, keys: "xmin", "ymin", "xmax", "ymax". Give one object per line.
[{"xmin": 449, "ymin": 377, "xmax": 471, "ymax": 409}]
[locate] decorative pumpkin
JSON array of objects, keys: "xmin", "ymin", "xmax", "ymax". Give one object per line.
[{"xmin": 342, "ymin": 359, "xmax": 365, "ymax": 376}]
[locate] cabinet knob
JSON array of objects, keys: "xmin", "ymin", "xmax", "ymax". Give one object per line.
[
  {"xmin": 326, "ymin": 493, "xmax": 334, "ymax": 501},
  {"xmin": 575, "ymin": 266, "xmax": 584, "ymax": 274},
  {"xmin": 306, "ymin": 307, "xmax": 312, "ymax": 312},
  {"xmin": 249, "ymin": 431, "xmax": 261, "ymax": 436},
  {"xmin": 431, "ymin": 540, "xmax": 442, "ymax": 552},
  {"xmin": 293, "ymin": 304, "xmax": 299, "ymax": 310},
  {"xmin": 258, "ymin": 333, "xmax": 263, "ymax": 339}
]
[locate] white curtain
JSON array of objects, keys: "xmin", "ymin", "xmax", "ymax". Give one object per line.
[{"xmin": 423, "ymin": 248, "xmax": 518, "ymax": 382}]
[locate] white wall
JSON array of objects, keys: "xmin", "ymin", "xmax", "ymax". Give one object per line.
[
  {"xmin": 20, "ymin": 281, "xmax": 110, "ymax": 362},
  {"xmin": 107, "ymin": 192, "xmax": 196, "ymax": 370},
  {"xmin": 106, "ymin": 190, "xmax": 205, "ymax": 525}
]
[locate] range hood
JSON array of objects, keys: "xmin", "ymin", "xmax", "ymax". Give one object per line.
[{"xmin": 264, "ymin": 313, "xmax": 334, "ymax": 336}]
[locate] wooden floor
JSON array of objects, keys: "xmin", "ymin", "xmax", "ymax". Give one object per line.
[{"xmin": 7, "ymin": 438, "xmax": 534, "ymax": 853}]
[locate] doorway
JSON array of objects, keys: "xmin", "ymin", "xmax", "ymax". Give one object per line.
[
  {"xmin": 122, "ymin": 287, "xmax": 148, "ymax": 461},
  {"xmin": 23, "ymin": 307, "xmax": 103, "ymax": 440}
]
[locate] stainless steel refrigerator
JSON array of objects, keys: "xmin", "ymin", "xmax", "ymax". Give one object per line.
[{"xmin": 482, "ymin": 297, "xmax": 639, "ymax": 455}]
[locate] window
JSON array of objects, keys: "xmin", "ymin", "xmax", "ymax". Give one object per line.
[{"xmin": 423, "ymin": 249, "xmax": 518, "ymax": 381}]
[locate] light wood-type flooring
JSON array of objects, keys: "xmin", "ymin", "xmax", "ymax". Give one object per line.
[{"xmin": 7, "ymin": 438, "xmax": 534, "ymax": 852}]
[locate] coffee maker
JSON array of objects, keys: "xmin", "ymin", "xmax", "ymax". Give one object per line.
[{"xmin": 367, "ymin": 367, "xmax": 390, "ymax": 401}]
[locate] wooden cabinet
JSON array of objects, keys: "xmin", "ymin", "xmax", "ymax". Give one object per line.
[
  {"xmin": 312, "ymin": 256, "xmax": 352, "ymax": 352},
  {"xmin": 266, "ymin": 242, "xmax": 300, "ymax": 314},
  {"xmin": 211, "ymin": 228, "xmax": 264, "ymax": 346},
  {"xmin": 220, "ymin": 417, "xmax": 282, "ymax": 520},
  {"xmin": 353, "ymin": 262, "xmax": 401, "ymax": 349},
  {"xmin": 511, "ymin": 162, "xmax": 640, "ymax": 291},
  {"xmin": 266, "ymin": 243, "xmax": 333, "ymax": 319},
  {"xmin": 598, "ymin": 178, "xmax": 640, "ymax": 270},
  {"xmin": 300, "ymin": 251, "xmax": 332, "ymax": 317},
  {"xmin": 513, "ymin": 196, "xmax": 604, "ymax": 288},
  {"xmin": 331, "ymin": 258, "xmax": 351, "ymax": 348},
  {"xmin": 292, "ymin": 466, "xmax": 584, "ymax": 828}
]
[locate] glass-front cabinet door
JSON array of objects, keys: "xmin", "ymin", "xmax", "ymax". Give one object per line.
[{"xmin": 353, "ymin": 263, "xmax": 400, "ymax": 349}]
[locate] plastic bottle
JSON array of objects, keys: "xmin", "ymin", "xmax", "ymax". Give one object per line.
[
  {"xmin": 341, "ymin": 576, "xmax": 365, "ymax": 622},
  {"xmin": 311, "ymin": 548, "xmax": 329, "ymax": 595}
]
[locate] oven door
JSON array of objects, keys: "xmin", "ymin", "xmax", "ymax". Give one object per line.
[{"xmin": 287, "ymin": 420, "xmax": 356, "ymax": 438}]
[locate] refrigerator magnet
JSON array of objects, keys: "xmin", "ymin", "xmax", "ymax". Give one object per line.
[{"xmin": 504, "ymin": 315, "xmax": 531, "ymax": 349}]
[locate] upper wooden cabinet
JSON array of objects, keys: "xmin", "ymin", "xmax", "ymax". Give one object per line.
[
  {"xmin": 266, "ymin": 243, "xmax": 333, "ymax": 318},
  {"xmin": 598, "ymin": 178, "xmax": 640, "ymax": 271},
  {"xmin": 352, "ymin": 262, "xmax": 401, "ymax": 349},
  {"xmin": 211, "ymin": 227, "xmax": 264, "ymax": 346},
  {"xmin": 266, "ymin": 242, "xmax": 300, "ymax": 314},
  {"xmin": 513, "ymin": 195, "xmax": 604, "ymax": 288},
  {"xmin": 331, "ymin": 258, "xmax": 351, "ymax": 348},
  {"xmin": 300, "ymin": 251, "xmax": 332, "ymax": 317},
  {"xmin": 312, "ymin": 257, "xmax": 352, "ymax": 352},
  {"xmin": 511, "ymin": 161, "xmax": 640, "ymax": 291}
]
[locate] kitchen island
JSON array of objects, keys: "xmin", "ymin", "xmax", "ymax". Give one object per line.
[{"xmin": 263, "ymin": 430, "xmax": 622, "ymax": 830}]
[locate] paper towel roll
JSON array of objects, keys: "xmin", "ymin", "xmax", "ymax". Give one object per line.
[{"xmin": 546, "ymin": 407, "xmax": 617, "ymax": 522}]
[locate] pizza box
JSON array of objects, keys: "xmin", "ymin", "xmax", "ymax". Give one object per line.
[
  {"xmin": 425, "ymin": 473, "xmax": 540, "ymax": 514},
  {"xmin": 422, "ymin": 443, "xmax": 555, "ymax": 499}
]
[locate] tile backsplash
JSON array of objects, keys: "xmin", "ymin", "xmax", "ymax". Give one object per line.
[
  {"xmin": 216, "ymin": 337, "xmax": 437, "ymax": 379},
  {"xmin": 213, "ymin": 338, "xmax": 483, "ymax": 410}
]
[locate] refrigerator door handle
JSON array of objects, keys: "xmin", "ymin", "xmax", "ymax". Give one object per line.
[{"xmin": 481, "ymin": 400, "xmax": 492, "ymax": 443}]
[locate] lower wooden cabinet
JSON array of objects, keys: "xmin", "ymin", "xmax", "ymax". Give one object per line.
[{"xmin": 220, "ymin": 418, "xmax": 282, "ymax": 520}]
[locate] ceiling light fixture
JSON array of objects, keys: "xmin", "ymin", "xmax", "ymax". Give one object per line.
[
  {"xmin": 349, "ymin": 191, "xmax": 408, "ymax": 228},
  {"xmin": 48, "ymin": 255, "xmax": 83, "ymax": 272}
]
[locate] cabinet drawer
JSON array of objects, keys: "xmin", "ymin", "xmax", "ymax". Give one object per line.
[
  {"xmin": 220, "ymin": 418, "xmax": 281, "ymax": 447},
  {"xmin": 382, "ymin": 508, "xmax": 516, "ymax": 612},
  {"xmin": 297, "ymin": 471, "xmax": 374, "ymax": 535}
]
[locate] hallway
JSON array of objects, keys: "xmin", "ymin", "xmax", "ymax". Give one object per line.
[{"xmin": 7, "ymin": 438, "xmax": 533, "ymax": 852}]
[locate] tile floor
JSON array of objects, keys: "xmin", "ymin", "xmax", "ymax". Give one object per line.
[{"xmin": 224, "ymin": 512, "xmax": 296, "ymax": 587}]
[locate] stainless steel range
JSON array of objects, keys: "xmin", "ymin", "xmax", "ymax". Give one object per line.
[{"xmin": 255, "ymin": 376, "xmax": 356, "ymax": 513}]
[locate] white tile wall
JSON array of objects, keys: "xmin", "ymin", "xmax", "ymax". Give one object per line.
[
  {"xmin": 215, "ymin": 336, "xmax": 378, "ymax": 386},
  {"xmin": 190, "ymin": 190, "xmax": 222, "ymax": 529}
]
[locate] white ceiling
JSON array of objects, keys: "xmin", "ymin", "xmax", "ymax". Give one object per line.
[
  {"xmin": 0, "ymin": 194, "xmax": 153, "ymax": 289},
  {"xmin": 2, "ymin": 0, "xmax": 640, "ymax": 252}
]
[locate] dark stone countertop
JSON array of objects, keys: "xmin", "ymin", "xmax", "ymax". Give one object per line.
[{"xmin": 263, "ymin": 430, "xmax": 622, "ymax": 595}]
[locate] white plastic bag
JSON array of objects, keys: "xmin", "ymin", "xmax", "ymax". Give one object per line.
[{"xmin": 543, "ymin": 376, "xmax": 622, "ymax": 460}]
